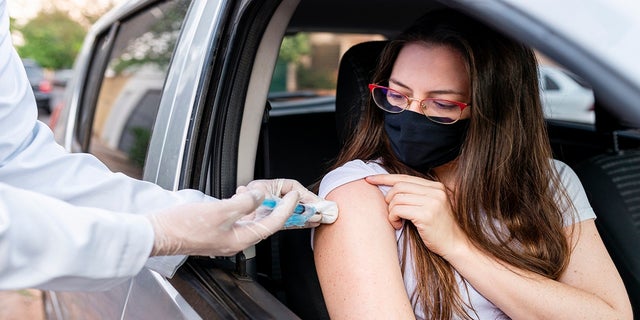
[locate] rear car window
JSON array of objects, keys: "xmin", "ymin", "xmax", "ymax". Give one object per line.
[
  {"xmin": 84, "ymin": 0, "xmax": 190, "ymax": 178},
  {"xmin": 537, "ymin": 60, "xmax": 595, "ymax": 124},
  {"xmin": 269, "ymin": 32, "xmax": 384, "ymax": 108}
]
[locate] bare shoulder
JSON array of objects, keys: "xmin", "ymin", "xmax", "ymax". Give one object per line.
[
  {"xmin": 315, "ymin": 178, "xmax": 397, "ymax": 252},
  {"xmin": 314, "ymin": 178, "xmax": 412, "ymax": 318},
  {"xmin": 326, "ymin": 178, "xmax": 390, "ymax": 223}
]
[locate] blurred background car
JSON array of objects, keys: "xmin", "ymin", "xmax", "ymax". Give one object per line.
[
  {"xmin": 51, "ymin": 68, "xmax": 74, "ymax": 87},
  {"xmin": 539, "ymin": 65, "xmax": 595, "ymax": 124},
  {"xmin": 21, "ymin": 58, "xmax": 52, "ymax": 115}
]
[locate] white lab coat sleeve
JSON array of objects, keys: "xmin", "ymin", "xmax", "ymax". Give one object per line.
[
  {"xmin": 0, "ymin": 0, "xmax": 213, "ymax": 277},
  {"xmin": 0, "ymin": 182, "xmax": 154, "ymax": 291}
]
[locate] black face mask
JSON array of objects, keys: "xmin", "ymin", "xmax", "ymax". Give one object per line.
[{"xmin": 384, "ymin": 111, "xmax": 469, "ymax": 172}]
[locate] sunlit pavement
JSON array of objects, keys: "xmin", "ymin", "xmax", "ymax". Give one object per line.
[{"xmin": 0, "ymin": 290, "xmax": 45, "ymax": 319}]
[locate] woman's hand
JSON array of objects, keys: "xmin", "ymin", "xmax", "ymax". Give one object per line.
[{"xmin": 365, "ymin": 174, "xmax": 468, "ymax": 258}]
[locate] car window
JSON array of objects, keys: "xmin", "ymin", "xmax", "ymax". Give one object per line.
[
  {"xmin": 83, "ymin": 0, "xmax": 191, "ymax": 179},
  {"xmin": 269, "ymin": 32, "xmax": 384, "ymax": 104},
  {"xmin": 269, "ymin": 37, "xmax": 596, "ymax": 125},
  {"xmin": 538, "ymin": 56, "xmax": 595, "ymax": 124},
  {"xmin": 542, "ymin": 75, "xmax": 560, "ymax": 91}
]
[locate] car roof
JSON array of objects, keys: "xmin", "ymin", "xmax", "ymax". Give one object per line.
[
  {"xmin": 287, "ymin": 0, "xmax": 446, "ymax": 36},
  {"xmin": 455, "ymin": 0, "xmax": 640, "ymax": 126},
  {"xmin": 97, "ymin": 0, "xmax": 640, "ymax": 127},
  {"xmin": 289, "ymin": 0, "xmax": 640, "ymax": 126}
]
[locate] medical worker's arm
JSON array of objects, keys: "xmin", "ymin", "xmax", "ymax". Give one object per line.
[
  {"xmin": 0, "ymin": 1, "xmax": 208, "ymax": 277},
  {"xmin": 0, "ymin": 1, "xmax": 325, "ymax": 230},
  {"xmin": 0, "ymin": 183, "xmax": 153, "ymax": 291},
  {"xmin": 0, "ymin": 182, "xmax": 300, "ymax": 291},
  {"xmin": 0, "ymin": 0, "xmax": 328, "ymax": 278},
  {"xmin": 0, "ymin": 1, "xmax": 209, "ymax": 211}
]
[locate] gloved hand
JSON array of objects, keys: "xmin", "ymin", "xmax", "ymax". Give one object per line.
[
  {"xmin": 146, "ymin": 189, "xmax": 299, "ymax": 257},
  {"xmin": 237, "ymin": 179, "xmax": 338, "ymax": 228}
]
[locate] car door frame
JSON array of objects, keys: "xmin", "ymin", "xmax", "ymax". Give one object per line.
[{"xmin": 140, "ymin": 0, "xmax": 302, "ymax": 317}]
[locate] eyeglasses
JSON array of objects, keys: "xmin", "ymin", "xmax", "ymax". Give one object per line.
[{"xmin": 369, "ymin": 84, "xmax": 470, "ymax": 124}]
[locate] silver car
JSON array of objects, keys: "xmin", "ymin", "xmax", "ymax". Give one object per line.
[
  {"xmin": 49, "ymin": 0, "xmax": 640, "ymax": 318},
  {"xmin": 539, "ymin": 65, "xmax": 595, "ymax": 124}
]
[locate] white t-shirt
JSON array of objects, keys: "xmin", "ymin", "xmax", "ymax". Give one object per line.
[{"xmin": 318, "ymin": 159, "xmax": 596, "ymax": 319}]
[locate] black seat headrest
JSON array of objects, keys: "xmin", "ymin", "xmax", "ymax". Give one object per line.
[{"xmin": 335, "ymin": 40, "xmax": 389, "ymax": 144}]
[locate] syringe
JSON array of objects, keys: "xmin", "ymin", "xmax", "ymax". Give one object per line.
[{"xmin": 261, "ymin": 198, "xmax": 317, "ymax": 227}]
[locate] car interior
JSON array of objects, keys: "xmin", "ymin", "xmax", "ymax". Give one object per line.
[
  {"xmin": 241, "ymin": 1, "xmax": 640, "ymax": 318},
  {"xmin": 59, "ymin": 0, "xmax": 638, "ymax": 317},
  {"xmin": 254, "ymin": 38, "xmax": 639, "ymax": 320},
  {"xmin": 91, "ymin": 0, "xmax": 633, "ymax": 317}
]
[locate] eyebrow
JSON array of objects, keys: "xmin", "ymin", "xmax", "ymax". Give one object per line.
[{"xmin": 388, "ymin": 78, "xmax": 467, "ymax": 96}]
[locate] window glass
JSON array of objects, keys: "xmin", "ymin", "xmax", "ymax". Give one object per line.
[
  {"xmin": 88, "ymin": 0, "xmax": 191, "ymax": 178},
  {"xmin": 543, "ymin": 75, "xmax": 560, "ymax": 91},
  {"xmin": 270, "ymin": 35, "xmax": 595, "ymax": 125},
  {"xmin": 537, "ymin": 55, "xmax": 595, "ymax": 124},
  {"xmin": 269, "ymin": 33, "xmax": 384, "ymax": 101}
]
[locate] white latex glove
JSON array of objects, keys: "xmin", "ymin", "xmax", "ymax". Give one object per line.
[
  {"xmin": 146, "ymin": 189, "xmax": 299, "ymax": 257},
  {"xmin": 237, "ymin": 179, "xmax": 338, "ymax": 228}
]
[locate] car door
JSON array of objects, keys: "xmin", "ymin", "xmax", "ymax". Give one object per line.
[
  {"xmin": 49, "ymin": 0, "xmax": 640, "ymax": 318},
  {"xmin": 127, "ymin": 0, "xmax": 303, "ymax": 317},
  {"xmin": 48, "ymin": 0, "xmax": 200, "ymax": 318},
  {"xmin": 51, "ymin": 0, "xmax": 319, "ymax": 317}
]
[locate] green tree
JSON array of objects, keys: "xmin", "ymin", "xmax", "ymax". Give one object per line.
[
  {"xmin": 9, "ymin": 16, "xmax": 16, "ymax": 34},
  {"xmin": 110, "ymin": 1, "xmax": 189, "ymax": 75},
  {"xmin": 278, "ymin": 33, "xmax": 310, "ymax": 91},
  {"xmin": 279, "ymin": 33, "xmax": 310, "ymax": 63},
  {"xmin": 16, "ymin": 9, "xmax": 86, "ymax": 69},
  {"xmin": 42, "ymin": 0, "xmax": 118, "ymax": 28}
]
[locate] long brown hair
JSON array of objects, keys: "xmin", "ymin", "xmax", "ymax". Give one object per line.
[{"xmin": 330, "ymin": 9, "xmax": 572, "ymax": 319}]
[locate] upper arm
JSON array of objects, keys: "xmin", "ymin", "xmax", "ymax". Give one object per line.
[
  {"xmin": 313, "ymin": 179, "xmax": 415, "ymax": 318},
  {"xmin": 560, "ymin": 219, "xmax": 632, "ymax": 315}
]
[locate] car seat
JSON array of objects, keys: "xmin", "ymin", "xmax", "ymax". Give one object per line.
[
  {"xmin": 255, "ymin": 102, "xmax": 337, "ymax": 319},
  {"xmin": 572, "ymin": 105, "xmax": 640, "ymax": 318},
  {"xmin": 334, "ymin": 41, "xmax": 389, "ymax": 144}
]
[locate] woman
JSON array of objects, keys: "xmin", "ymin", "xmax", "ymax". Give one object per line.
[{"xmin": 314, "ymin": 9, "xmax": 632, "ymax": 319}]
